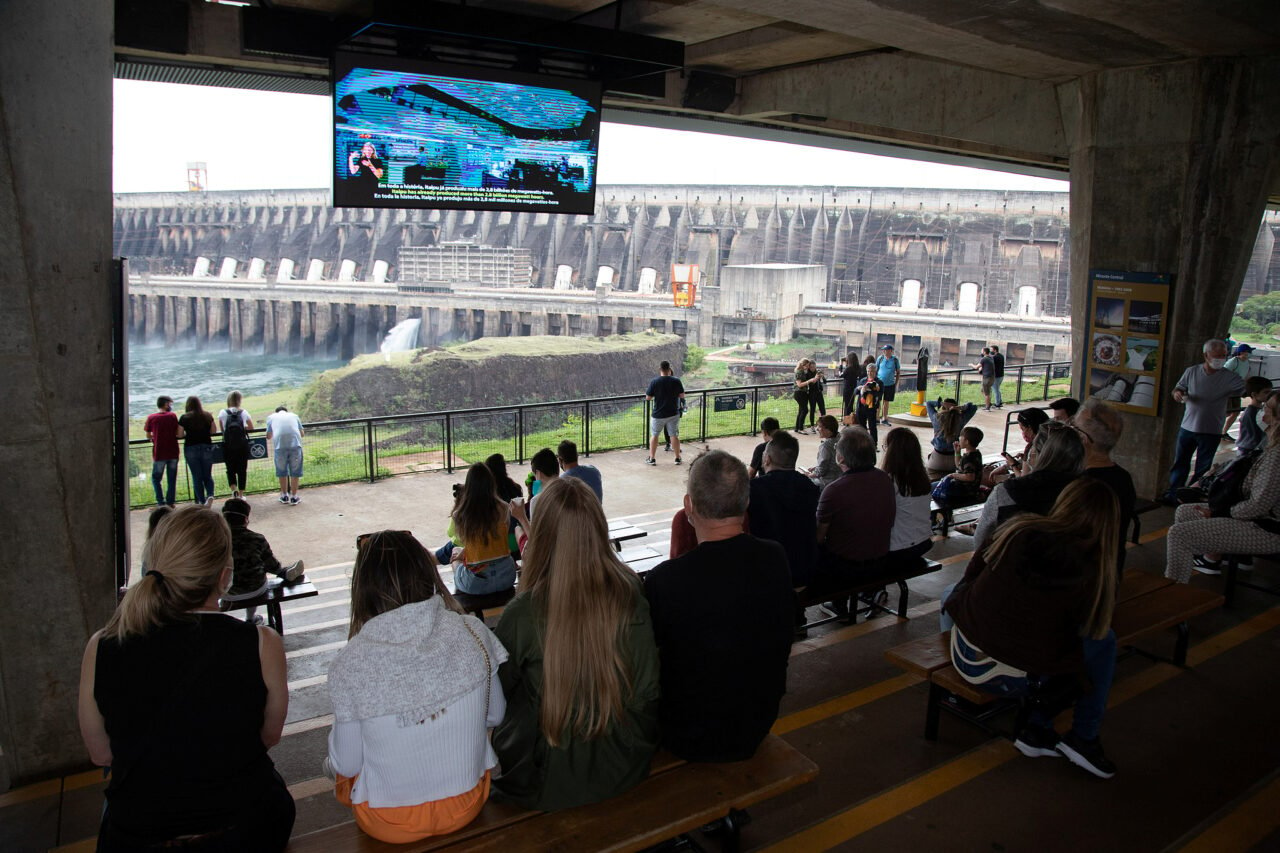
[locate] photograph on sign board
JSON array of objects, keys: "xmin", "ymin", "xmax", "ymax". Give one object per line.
[
  {"xmin": 1126, "ymin": 338, "xmax": 1160, "ymax": 372},
  {"xmin": 1091, "ymin": 332, "xmax": 1123, "ymax": 367},
  {"xmin": 1093, "ymin": 297, "xmax": 1126, "ymax": 329},
  {"xmin": 1128, "ymin": 301, "xmax": 1163, "ymax": 334}
]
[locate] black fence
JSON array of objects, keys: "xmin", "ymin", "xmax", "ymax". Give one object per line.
[{"xmin": 127, "ymin": 361, "xmax": 1073, "ymax": 507}]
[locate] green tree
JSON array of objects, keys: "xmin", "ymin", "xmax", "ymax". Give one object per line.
[{"xmin": 684, "ymin": 345, "xmax": 706, "ymax": 373}]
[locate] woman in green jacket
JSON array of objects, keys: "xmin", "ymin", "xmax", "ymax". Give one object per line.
[{"xmin": 494, "ymin": 477, "xmax": 660, "ymax": 810}]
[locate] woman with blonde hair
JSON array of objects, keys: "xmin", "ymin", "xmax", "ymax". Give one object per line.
[
  {"xmin": 326, "ymin": 531, "xmax": 507, "ymax": 843},
  {"xmin": 78, "ymin": 505, "xmax": 294, "ymax": 850},
  {"xmin": 217, "ymin": 389, "xmax": 254, "ymax": 499},
  {"xmin": 793, "ymin": 359, "xmax": 818, "ymax": 433},
  {"xmin": 495, "ymin": 477, "xmax": 660, "ymax": 810},
  {"xmin": 945, "ymin": 478, "xmax": 1121, "ymax": 779}
]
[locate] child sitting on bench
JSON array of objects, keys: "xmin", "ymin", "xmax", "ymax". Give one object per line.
[{"xmin": 221, "ymin": 498, "xmax": 304, "ymax": 625}]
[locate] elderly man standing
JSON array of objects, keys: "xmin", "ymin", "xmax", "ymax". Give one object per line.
[
  {"xmin": 643, "ymin": 450, "xmax": 795, "ymax": 762},
  {"xmin": 1163, "ymin": 339, "xmax": 1246, "ymax": 504}
]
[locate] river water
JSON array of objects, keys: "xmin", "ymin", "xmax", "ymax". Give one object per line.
[{"xmin": 127, "ymin": 342, "xmax": 344, "ymax": 419}]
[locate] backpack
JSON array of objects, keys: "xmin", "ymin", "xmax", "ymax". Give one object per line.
[
  {"xmin": 1206, "ymin": 449, "xmax": 1260, "ymax": 517},
  {"xmin": 222, "ymin": 409, "xmax": 249, "ymax": 454}
]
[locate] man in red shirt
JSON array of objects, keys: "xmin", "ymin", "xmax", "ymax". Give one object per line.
[{"xmin": 144, "ymin": 395, "xmax": 181, "ymax": 506}]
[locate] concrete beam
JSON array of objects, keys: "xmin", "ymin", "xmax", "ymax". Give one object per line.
[{"xmin": 736, "ymin": 51, "xmax": 1070, "ymax": 168}]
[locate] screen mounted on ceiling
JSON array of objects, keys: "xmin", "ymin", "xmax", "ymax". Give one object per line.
[{"xmin": 333, "ymin": 53, "xmax": 602, "ymax": 214}]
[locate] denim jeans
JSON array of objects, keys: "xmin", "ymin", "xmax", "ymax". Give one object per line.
[
  {"xmin": 993, "ymin": 379, "xmax": 1004, "ymax": 407},
  {"xmin": 1166, "ymin": 428, "xmax": 1221, "ymax": 495},
  {"xmin": 453, "ymin": 554, "xmax": 516, "ymax": 595},
  {"xmin": 184, "ymin": 444, "xmax": 216, "ymax": 504},
  {"xmin": 151, "ymin": 458, "xmax": 178, "ymax": 505},
  {"xmin": 952, "ymin": 628, "xmax": 1116, "ymax": 741}
]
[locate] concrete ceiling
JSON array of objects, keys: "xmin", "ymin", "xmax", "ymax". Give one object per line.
[{"xmin": 119, "ymin": 0, "xmax": 1280, "ymax": 198}]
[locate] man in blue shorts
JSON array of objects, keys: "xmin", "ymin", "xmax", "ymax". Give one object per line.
[
  {"xmin": 646, "ymin": 360, "xmax": 686, "ymax": 465},
  {"xmin": 875, "ymin": 345, "xmax": 900, "ymax": 425},
  {"xmin": 266, "ymin": 405, "xmax": 305, "ymax": 505}
]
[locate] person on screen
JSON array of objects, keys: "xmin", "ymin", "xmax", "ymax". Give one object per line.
[{"xmin": 347, "ymin": 142, "xmax": 384, "ymax": 189}]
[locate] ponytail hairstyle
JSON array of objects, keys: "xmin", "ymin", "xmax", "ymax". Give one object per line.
[
  {"xmin": 982, "ymin": 477, "xmax": 1120, "ymax": 640},
  {"xmin": 226, "ymin": 390, "xmax": 243, "ymax": 409},
  {"xmin": 349, "ymin": 530, "xmax": 460, "ymax": 638},
  {"xmin": 104, "ymin": 505, "xmax": 231, "ymax": 639},
  {"xmin": 937, "ymin": 406, "xmax": 964, "ymax": 444},
  {"xmin": 519, "ymin": 477, "xmax": 640, "ymax": 746}
]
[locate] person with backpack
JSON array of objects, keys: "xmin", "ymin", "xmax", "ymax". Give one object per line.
[
  {"xmin": 1166, "ymin": 392, "xmax": 1280, "ymax": 581},
  {"xmin": 218, "ymin": 390, "xmax": 254, "ymax": 500}
]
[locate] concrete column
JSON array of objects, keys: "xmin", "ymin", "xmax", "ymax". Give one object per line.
[
  {"xmin": 276, "ymin": 301, "xmax": 296, "ymax": 356},
  {"xmin": 228, "ymin": 298, "xmax": 243, "ymax": 351},
  {"xmin": 174, "ymin": 296, "xmax": 194, "ymax": 342},
  {"xmin": 144, "ymin": 295, "xmax": 162, "ymax": 344},
  {"xmin": 164, "ymin": 295, "xmax": 178, "ymax": 345},
  {"xmin": 299, "ymin": 302, "xmax": 314, "ymax": 357},
  {"xmin": 1069, "ymin": 57, "xmax": 1280, "ymax": 497},
  {"xmin": 261, "ymin": 300, "xmax": 278, "ymax": 355},
  {"xmin": 0, "ymin": 0, "xmax": 114, "ymax": 785},
  {"xmin": 339, "ymin": 304, "xmax": 357, "ymax": 361},
  {"xmin": 207, "ymin": 298, "xmax": 227, "ymax": 345},
  {"xmin": 195, "ymin": 297, "xmax": 209, "ymax": 345},
  {"xmin": 313, "ymin": 303, "xmax": 334, "ymax": 357}
]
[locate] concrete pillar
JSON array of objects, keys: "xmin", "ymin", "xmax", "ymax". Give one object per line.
[
  {"xmin": 144, "ymin": 295, "xmax": 162, "ymax": 344},
  {"xmin": 195, "ymin": 297, "xmax": 209, "ymax": 346},
  {"xmin": 207, "ymin": 298, "xmax": 227, "ymax": 345},
  {"xmin": 275, "ymin": 301, "xmax": 296, "ymax": 356},
  {"xmin": 228, "ymin": 298, "xmax": 243, "ymax": 351},
  {"xmin": 1069, "ymin": 57, "xmax": 1280, "ymax": 497},
  {"xmin": 174, "ymin": 296, "xmax": 194, "ymax": 342},
  {"xmin": 0, "ymin": 0, "xmax": 114, "ymax": 785},
  {"xmin": 313, "ymin": 303, "xmax": 333, "ymax": 357},
  {"xmin": 261, "ymin": 300, "xmax": 278, "ymax": 355},
  {"xmin": 339, "ymin": 304, "xmax": 357, "ymax": 361},
  {"xmin": 300, "ymin": 302, "xmax": 314, "ymax": 357},
  {"xmin": 164, "ymin": 295, "xmax": 179, "ymax": 345}
]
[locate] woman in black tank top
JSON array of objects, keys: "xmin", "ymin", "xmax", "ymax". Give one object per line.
[{"xmin": 79, "ymin": 505, "xmax": 294, "ymax": 851}]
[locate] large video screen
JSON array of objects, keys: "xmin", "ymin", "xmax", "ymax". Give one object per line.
[{"xmin": 332, "ymin": 53, "xmax": 602, "ymax": 214}]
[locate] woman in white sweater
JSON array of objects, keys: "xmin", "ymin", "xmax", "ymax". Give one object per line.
[{"xmin": 326, "ymin": 531, "xmax": 507, "ymax": 842}]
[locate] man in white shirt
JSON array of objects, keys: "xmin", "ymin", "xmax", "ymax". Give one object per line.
[
  {"xmin": 266, "ymin": 406, "xmax": 305, "ymax": 505},
  {"xmin": 1163, "ymin": 339, "xmax": 1245, "ymax": 504}
]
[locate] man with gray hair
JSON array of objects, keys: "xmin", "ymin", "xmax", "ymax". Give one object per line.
[
  {"xmin": 1163, "ymin": 339, "xmax": 1245, "ymax": 503},
  {"xmin": 810, "ymin": 426, "xmax": 896, "ymax": 614},
  {"xmin": 1076, "ymin": 398, "xmax": 1136, "ymax": 573},
  {"xmin": 644, "ymin": 450, "xmax": 796, "ymax": 762}
]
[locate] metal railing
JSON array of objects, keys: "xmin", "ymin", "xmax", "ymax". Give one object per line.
[{"xmin": 126, "ymin": 360, "xmax": 1073, "ymax": 508}]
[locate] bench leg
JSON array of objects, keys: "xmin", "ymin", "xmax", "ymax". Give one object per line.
[
  {"xmin": 925, "ymin": 682, "xmax": 944, "ymax": 741},
  {"xmin": 1174, "ymin": 621, "xmax": 1190, "ymax": 667},
  {"xmin": 896, "ymin": 580, "xmax": 909, "ymax": 619},
  {"xmin": 268, "ymin": 601, "xmax": 283, "ymax": 635}
]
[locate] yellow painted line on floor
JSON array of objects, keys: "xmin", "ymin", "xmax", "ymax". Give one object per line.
[
  {"xmin": 790, "ymin": 600, "xmax": 942, "ymax": 658},
  {"xmin": 289, "ymin": 776, "xmax": 336, "ymax": 800},
  {"xmin": 773, "ymin": 674, "xmax": 922, "ymax": 736},
  {"xmin": 0, "ymin": 777, "xmax": 59, "ymax": 808},
  {"xmin": 1177, "ymin": 774, "xmax": 1280, "ymax": 853},
  {"xmin": 62, "ymin": 767, "xmax": 109, "ymax": 792},
  {"xmin": 1138, "ymin": 526, "xmax": 1170, "ymax": 544},
  {"xmin": 761, "ymin": 605, "xmax": 1280, "ymax": 853}
]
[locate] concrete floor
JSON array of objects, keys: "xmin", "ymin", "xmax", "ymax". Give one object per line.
[{"xmin": 10, "ymin": 411, "xmax": 1280, "ymax": 852}]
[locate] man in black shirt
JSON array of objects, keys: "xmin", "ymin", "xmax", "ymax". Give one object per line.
[
  {"xmin": 749, "ymin": 430, "xmax": 820, "ymax": 587},
  {"xmin": 747, "ymin": 417, "xmax": 780, "ymax": 478},
  {"xmin": 645, "ymin": 360, "xmax": 685, "ymax": 465},
  {"xmin": 1075, "ymin": 399, "xmax": 1137, "ymax": 574},
  {"xmin": 991, "ymin": 345, "xmax": 1006, "ymax": 409},
  {"xmin": 644, "ymin": 450, "xmax": 795, "ymax": 762}
]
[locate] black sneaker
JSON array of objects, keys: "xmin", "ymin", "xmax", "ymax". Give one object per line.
[
  {"xmin": 663, "ymin": 444, "xmax": 672, "ymax": 452},
  {"xmin": 1014, "ymin": 725, "xmax": 1061, "ymax": 759},
  {"xmin": 1057, "ymin": 731, "xmax": 1116, "ymax": 778},
  {"xmin": 674, "ymin": 456, "xmax": 682, "ymax": 465},
  {"xmin": 1192, "ymin": 555, "xmax": 1222, "ymax": 575},
  {"xmin": 645, "ymin": 457, "xmax": 656, "ymax": 466}
]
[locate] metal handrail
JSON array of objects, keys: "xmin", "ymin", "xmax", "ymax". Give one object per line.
[{"xmin": 127, "ymin": 360, "xmax": 1072, "ymax": 503}]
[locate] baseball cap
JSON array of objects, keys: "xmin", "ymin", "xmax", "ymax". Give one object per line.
[
  {"xmin": 881, "ymin": 344, "xmax": 894, "ymax": 350},
  {"xmin": 1235, "ymin": 344, "xmax": 1254, "ymax": 354}
]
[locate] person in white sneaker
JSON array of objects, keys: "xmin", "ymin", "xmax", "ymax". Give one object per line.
[{"xmin": 266, "ymin": 406, "xmax": 305, "ymax": 505}]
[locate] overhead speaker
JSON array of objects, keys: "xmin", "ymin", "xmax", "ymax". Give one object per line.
[{"xmin": 681, "ymin": 70, "xmax": 736, "ymax": 112}]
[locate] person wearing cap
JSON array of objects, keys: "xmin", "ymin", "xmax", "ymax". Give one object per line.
[
  {"xmin": 874, "ymin": 345, "xmax": 900, "ymax": 425},
  {"xmin": 1222, "ymin": 344, "xmax": 1255, "ymax": 440},
  {"xmin": 220, "ymin": 498, "xmax": 305, "ymax": 626},
  {"xmin": 144, "ymin": 395, "xmax": 181, "ymax": 507}
]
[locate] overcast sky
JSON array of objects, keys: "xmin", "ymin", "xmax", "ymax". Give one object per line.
[{"xmin": 113, "ymin": 79, "xmax": 1069, "ymax": 194}]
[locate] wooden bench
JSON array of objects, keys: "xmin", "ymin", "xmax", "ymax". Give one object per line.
[
  {"xmin": 930, "ymin": 497, "xmax": 986, "ymax": 537},
  {"xmin": 1221, "ymin": 554, "xmax": 1280, "ymax": 608},
  {"xmin": 607, "ymin": 519, "xmax": 648, "ymax": 552},
  {"xmin": 285, "ymin": 734, "xmax": 818, "ymax": 853},
  {"xmin": 220, "ymin": 580, "xmax": 318, "ymax": 635},
  {"xmin": 797, "ymin": 558, "xmax": 943, "ymax": 628},
  {"xmin": 1130, "ymin": 497, "xmax": 1162, "ymax": 544},
  {"xmin": 884, "ymin": 571, "xmax": 1223, "ymax": 740}
]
